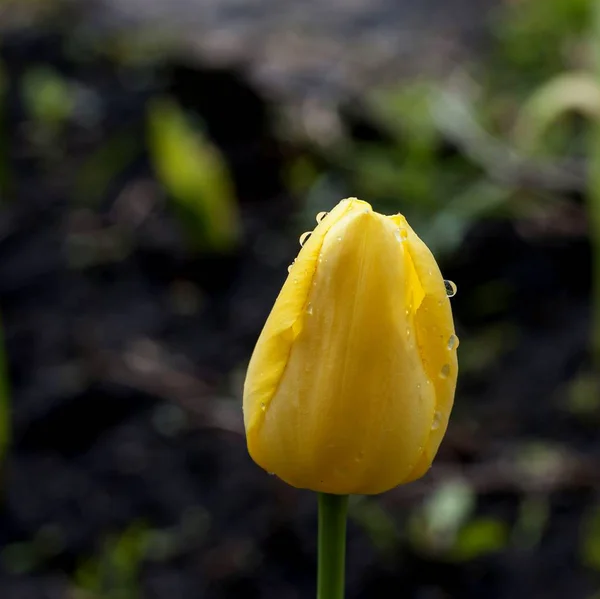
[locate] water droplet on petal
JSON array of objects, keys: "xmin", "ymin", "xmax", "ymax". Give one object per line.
[
  {"xmin": 395, "ymin": 228, "xmax": 408, "ymax": 242},
  {"xmin": 447, "ymin": 334, "xmax": 459, "ymax": 350},
  {"xmin": 299, "ymin": 231, "xmax": 312, "ymax": 246},
  {"xmin": 293, "ymin": 278, "xmax": 298, "ymax": 284},
  {"xmin": 336, "ymin": 236, "xmax": 343, "ymax": 242},
  {"xmin": 316, "ymin": 211, "xmax": 328, "ymax": 223},
  {"xmin": 306, "ymin": 303, "xmax": 313, "ymax": 315},
  {"xmin": 287, "ymin": 264, "xmax": 293, "ymax": 273},
  {"xmin": 406, "ymin": 326, "xmax": 411, "ymax": 338},
  {"xmin": 260, "ymin": 402, "xmax": 266, "ymax": 412},
  {"xmin": 440, "ymin": 364, "xmax": 451, "ymax": 378},
  {"xmin": 444, "ymin": 280, "xmax": 457, "ymax": 297},
  {"xmin": 431, "ymin": 410, "xmax": 442, "ymax": 430}
]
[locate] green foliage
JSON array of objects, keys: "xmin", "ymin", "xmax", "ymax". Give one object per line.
[
  {"xmin": 513, "ymin": 72, "xmax": 600, "ymax": 156},
  {"xmin": 408, "ymin": 479, "xmax": 476, "ymax": 556},
  {"xmin": 22, "ymin": 67, "xmax": 74, "ymax": 129},
  {"xmin": 494, "ymin": 0, "xmax": 591, "ymax": 81},
  {"xmin": 451, "ymin": 518, "xmax": 509, "ymax": 561},
  {"xmin": 74, "ymin": 131, "xmax": 141, "ymax": 205},
  {"xmin": 581, "ymin": 505, "xmax": 600, "ymax": 570},
  {"xmin": 512, "ymin": 496, "xmax": 549, "ymax": 550},
  {"xmin": 147, "ymin": 98, "xmax": 241, "ymax": 252},
  {"xmin": 74, "ymin": 523, "xmax": 149, "ymax": 599},
  {"xmin": 349, "ymin": 497, "xmax": 400, "ymax": 556}
]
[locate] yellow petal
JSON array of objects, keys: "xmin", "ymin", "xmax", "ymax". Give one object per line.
[
  {"xmin": 389, "ymin": 214, "xmax": 458, "ymax": 481},
  {"xmin": 243, "ymin": 199, "xmax": 458, "ymax": 494}
]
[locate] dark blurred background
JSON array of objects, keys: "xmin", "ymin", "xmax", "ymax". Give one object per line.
[{"xmin": 0, "ymin": 0, "xmax": 599, "ymax": 597}]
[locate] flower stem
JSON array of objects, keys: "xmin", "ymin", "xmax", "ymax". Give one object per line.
[{"xmin": 317, "ymin": 493, "xmax": 348, "ymax": 599}]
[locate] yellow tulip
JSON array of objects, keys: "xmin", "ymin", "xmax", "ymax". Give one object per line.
[{"xmin": 243, "ymin": 198, "xmax": 458, "ymax": 495}]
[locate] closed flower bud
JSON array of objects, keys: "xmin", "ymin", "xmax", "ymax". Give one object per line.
[{"xmin": 243, "ymin": 198, "xmax": 458, "ymax": 495}]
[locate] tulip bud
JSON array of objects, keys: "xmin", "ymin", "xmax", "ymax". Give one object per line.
[{"xmin": 243, "ymin": 198, "xmax": 458, "ymax": 495}]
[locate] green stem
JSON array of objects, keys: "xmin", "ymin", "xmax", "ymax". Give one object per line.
[
  {"xmin": 591, "ymin": 0, "xmax": 600, "ymax": 371},
  {"xmin": 317, "ymin": 493, "xmax": 348, "ymax": 599}
]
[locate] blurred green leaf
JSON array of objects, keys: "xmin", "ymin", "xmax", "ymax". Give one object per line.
[
  {"xmin": 581, "ymin": 505, "xmax": 600, "ymax": 570},
  {"xmin": 494, "ymin": 0, "xmax": 591, "ymax": 84},
  {"xmin": 147, "ymin": 98, "xmax": 240, "ymax": 252},
  {"xmin": 74, "ymin": 522, "xmax": 149, "ymax": 599},
  {"xmin": 514, "ymin": 442, "xmax": 569, "ymax": 484},
  {"xmin": 564, "ymin": 371, "xmax": 600, "ymax": 416},
  {"xmin": 422, "ymin": 180, "xmax": 512, "ymax": 255},
  {"xmin": 74, "ymin": 132, "xmax": 140, "ymax": 205},
  {"xmin": 285, "ymin": 155, "xmax": 321, "ymax": 196},
  {"xmin": 0, "ymin": 542, "xmax": 38, "ymax": 575},
  {"xmin": 512, "ymin": 495, "xmax": 550, "ymax": 549},
  {"xmin": 451, "ymin": 517, "xmax": 509, "ymax": 561},
  {"xmin": 409, "ymin": 479, "xmax": 475, "ymax": 554},
  {"xmin": 513, "ymin": 72, "xmax": 600, "ymax": 155},
  {"xmin": 22, "ymin": 66, "xmax": 74, "ymax": 127},
  {"xmin": 349, "ymin": 496, "xmax": 400, "ymax": 556},
  {"xmin": 458, "ymin": 323, "xmax": 517, "ymax": 375}
]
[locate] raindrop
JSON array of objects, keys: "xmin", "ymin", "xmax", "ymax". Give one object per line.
[
  {"xmin": 444, "ymin": 280, "xmax": 457, "ymax": 297},
  {"xmin": 299, "ymin": 231, "xmax": 312, "ymax": 246},
  {"xmin": 316, "ymin": 211, "xmax": 328, "ymax": 223},
  {"xmin": 260, "ymin": 402, "xmax": 266, "ymax": 412},
  {"xmin": 447, "ymin": 334, "xmax": 459, "ymax": 350},
  {"xmin": 287, "ymin": 264, "xmax": 293, "ymax": 273},
  {"xmin": 406, "ymin": 326, "xmax": 411, "ymax": 338},
  {"xmin": 306, "ymin": 303, "xmax": 314, "ymax": 315},
  {"xmin": 440, "ymin": 364, "xmax": 451, "ymax": 378},
  {"xmin": 394, "ymin": 228, "xmax": 408, "ymax": 242},
  {"xmin": 336, "ymin": 236, "xmax": 343, "ymax": 242},
  {"xmin": 431, "ymin": 411, "xmax": 442, "ymax": 430},
  {"xmin": 293, "ymin": 278, "xmax": 298, "ymax": 284}
]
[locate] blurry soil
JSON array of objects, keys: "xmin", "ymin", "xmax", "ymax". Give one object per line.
[
  {"xmin": 4, "ymin": 0, "xmax": 501, "ymax": 103},
  {"xmin": 1, "ymin": 4, "xmax": 600, "ymax": 599}
]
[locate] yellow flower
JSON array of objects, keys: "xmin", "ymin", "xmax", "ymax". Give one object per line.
[{"xmin": 243, "ymin": 198, "xmax": 458, "ymax": 495}]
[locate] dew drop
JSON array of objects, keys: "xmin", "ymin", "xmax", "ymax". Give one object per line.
[
  {"xmin": 447, "ymin": 334, "xmax": 459, "ymax": 350},
  {"xmin": 316, "ymin": 211, "xmax": 328, "ymax": 223},
  {"xmin": 394, "ymin": 228, "xmax": 408, "ymax": 242},
  {"xmin": 440, "ymin": 364, "xmax": 451, "ymax": 378},
  {"xmin": 287, "ymin": 264, "xmax": 293, "ymax": 273},
  {"xmin": 306, "ymin": 303, "xmax": 314, "ymax": 315},
  {"xmin": 406, "ymin": 326, "xmax": 411, "ymax": 338},
  {"xmin": 444, "ymin": 280, "xmax": 457, "ymax": 297},
  {"xmin": 431, "ymin": 410, "xmax": 442, "ymax": 430},
  {"xmin": 299, "ymin": 231, "xmax": 312, "ymax": 246},
  {"xmin": 260, "ymin": 402, "xmax": 266, "ymax": 412},
  {"xmin": 293, "ymin": 278, "xmax": 298, "ymax": 284},
  {"xmin": 336, "ymin": 236, "xmax": 343, "ymax": 242}
]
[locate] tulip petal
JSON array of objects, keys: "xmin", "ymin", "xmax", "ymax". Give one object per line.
[
  {"xmin": 244, "ymin": 200, "xmax": 368, "ymax": 466},
  {"xmin": 389, "ymin": 214, "xmax": 458, "ymax": 481}
]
